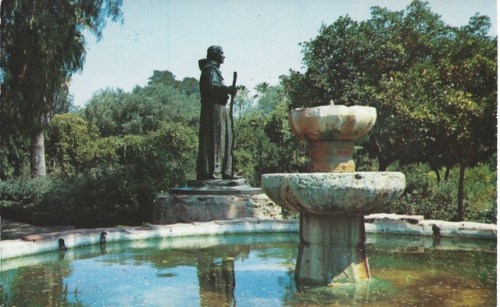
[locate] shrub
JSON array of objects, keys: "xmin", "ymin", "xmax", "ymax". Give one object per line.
[
  {"xmin": 143, "ymin": 122, "xmax": 197, "ymax": 189},
  {"xmin": 0, "ymin": 177, "xmax": 53, "ymax": 211},
  {"xmin": 3, "ymin": 122, "xmax": 197, "ymax": 227},
  {"xmin": 45, "ymin": 114, "xmax": 98, "ymax": 175},
  {"xmin": 235, "ymin": 99, "xmax": 307, "ymax": 186},
  {"xmin": 40, "ymin": 122, "xmax": 197, "ymax": 227},
  {"xmin": 385, "ymin": 162, "xmax": 497, "ymax": 223},
  {"xmin": 38, "ymin": 169, "xmax": 152, "ymax": 227}
]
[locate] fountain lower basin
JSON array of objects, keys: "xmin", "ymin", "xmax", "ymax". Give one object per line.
[
  {"xmin": 262, "ymin": 172, "xmax": 405, "ymax": 285},
  {"xmin": 261, "ymin": 172, "xmax": 405, "ymax": 215}
]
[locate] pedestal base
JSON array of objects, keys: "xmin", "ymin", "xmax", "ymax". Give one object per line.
[
  {"xmin": 153, "ymin": 179, "xmax": 282, "ymax": 224},
  {"xmin": 295, "ymin": 214, "xmax": 370, "ymax": 286}
]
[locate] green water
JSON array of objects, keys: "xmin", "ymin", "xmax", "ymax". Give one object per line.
[{"xmin": 0, "ymin": 234, "xmax": 496, "ymax": 306}]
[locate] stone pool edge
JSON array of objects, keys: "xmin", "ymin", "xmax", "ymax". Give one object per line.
[{"xmin": 0, "ymin": 214, "xmax": 496, "ymax": 260}]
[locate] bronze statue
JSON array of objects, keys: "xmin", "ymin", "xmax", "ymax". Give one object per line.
[{"xmin": 196, "ymin": 46, "xmax": 237, "ymax": 180}]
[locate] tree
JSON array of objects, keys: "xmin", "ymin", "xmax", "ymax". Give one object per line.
[
  {"xmin": 82, "ymin": 88, "xmax": 127, "ymax": 137},
  {"xmin": 281, "ymin": 0, "xmax": 496, "ymax": 220},
  {"xmin": 235, "ymin": 85, "xmax": 307, "ymax": 184},
  {"xmin": 83, "ymin": 70, "xmax": 200, "ymax": 136},
  {"xmin": 255, "ymin": 82, "xmax": 281, "ymax": 114},
  {"xmin": 233, "ymin": 85, "xmax": 251, "ymax": 117},
  {"xmin": 0, "ymin": 0, "xmax": 122, "ymax": 178},
  {"xmin": 148, "ymin": 70, "xmax": 200, "ymax": 96},
  {"xmin": 254, "ymin": 82, "xmax": 270, "ymax": 95}
]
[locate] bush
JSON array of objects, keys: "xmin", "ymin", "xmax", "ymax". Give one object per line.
[
  {"xmin": 143, "ymin": 122, "xmax": 197, "ymax": 189},
  {"xmin": 42, "ymin": 122, "xmax": 197, "ymax": 227},
  {"xmin": 45, "ymin": 113, "xmax": 99, "ymax": 175},
  {"xmin": 38, "ymin": 169, "xmax": 152, "ymax": 227},
  {"xmin": 0, "ymin": 170, "xmax": 149, "ymax": 227},
  {"xmin": 2, "ymin": 122, "xmax": 197, "ymax": 227},
  {"xmin": 385, "ymin": 163, "xmax": 497, "ymax": 223},
  {"xmin": 0, "ymin": 177, "xmax": 53, "ymax": 211},
  {"xmin": 0, "ymin": 177, "xmax": 59, "ymax": 226},
  {"xmin": 467, "ymin": 203, "xmax": 497, "ymax": 224},
  {"xmin": 235, "ymin": 97, "xmax": 307, "ymax": 186}
]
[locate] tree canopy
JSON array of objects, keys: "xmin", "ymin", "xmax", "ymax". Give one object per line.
[
  {"xmin": 281, "ymin": 0, "xmax": 496, "ymax": 220},
  {"xmin": 0, "ymin": 0, "xmax": 123, "ymax": 178},
  {"xmin": 83, "ymin": 70, "xmax": 200, "ymax": 136}
]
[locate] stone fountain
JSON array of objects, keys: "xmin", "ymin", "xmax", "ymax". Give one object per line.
[{"xmin": 261, "ymin": 104, "xmax": 406, "ymax": 286}]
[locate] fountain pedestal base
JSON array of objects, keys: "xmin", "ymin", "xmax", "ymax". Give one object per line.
[{"xmin": 296, "ymin": 214, "xmax": 370, "ymax": 286}]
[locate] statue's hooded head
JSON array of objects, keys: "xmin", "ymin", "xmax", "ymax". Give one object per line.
[
  {"xmin": 207, "ymin": 45, "xmax": 225, "ymax": 64},
  {"xmin": 199, "ymin": 45, "xmax": 225, "ymax": 70}
]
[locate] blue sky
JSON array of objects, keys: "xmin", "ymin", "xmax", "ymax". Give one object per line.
[{"xmin": 69, "ymin": 0, "xmax": 497, "ymax": 107}]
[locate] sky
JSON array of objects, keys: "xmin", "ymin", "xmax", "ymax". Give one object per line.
[{"xmin": 69, "ymin": 0, "xmax": 498, "ymax": 107}]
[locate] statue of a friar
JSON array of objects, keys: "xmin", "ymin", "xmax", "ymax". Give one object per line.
[{"xmin": 196, "ymin": 45, "xmax": 238, "ymax": 180}]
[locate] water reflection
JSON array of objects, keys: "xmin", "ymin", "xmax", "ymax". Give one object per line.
[
  {"xmin": 1, "ymin": 257, "xmax": 80, "ymax": 306},
  {"xmin": 198, "ymin": 257, "xmax": 236, "ymax": 306},
  {"xmin": 0, "ymin": 234, "xmax": 496, "ymax": 306},
  {"xmin": 196, "ymin": 244, "xmax": 250, "ymax": 306}
]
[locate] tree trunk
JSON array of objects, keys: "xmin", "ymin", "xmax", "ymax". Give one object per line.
[
  {"xmin": 30, "ymin": 129, "xmax": 46, "ymax": 177},
  {"xmin": 430, "ymin": 163, "xmax": 441, "ymax": 183},
  {"xmin": 444, "ymin": 166, "xmax": 451, "ymax": 181},
  {"xmin": 371, "ymin": 138, "xmax": 390, "ymax": 171},
  {"xmin": 456, "ymin": 162, "xmax": 466, "ymax": 221},
  {"xmin": 378, "ymin": 160, "xmax": 388, "ymax": 172}
]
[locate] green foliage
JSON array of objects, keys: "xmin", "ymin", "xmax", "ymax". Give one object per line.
[
  {"xmin": 0, "ymin": 133, "xmax": 30, "ymax": 179},
  {"xmin": 0, "ymin": 177, "xmax": 53, "ymax": 209},
  {"xmin": 83, "ymin": 70, "xmax": 200, "ymax": 136},
  {"xmin": 3, "ymin": 122, "xmax": 197, "ymax": 227},
  {"xmin": 1, "ymin": 0, "xmax": 121, "ymax": 133},
  {"xmin": 99, "ymin": 122, "xmax": 197, "ymax": 189},
  {"xmin": 0, "ymin": 0, "xmax": 123, "ymax": 177},
  {"xmin": 121, "ymin": 122, "xmax": 197, "ymax": 190},
  {"xmin": 38, "ymin": 170, "xmax": 151, "ymax": 227},
  {"xmin": 234, "ymin": 112, "xmax": 276, "ymax": 184},
  {"xmin": 2, "ymin": 65, "xmax": 201, "ymax": 226},
  {"xmin": 462, "ymin": 160, "xmax": 497, "ymax": 212},
  {"xmin": 45, "ymin": 113, "xmax": 98, "ymax": 175},
  {"xmin": 233, "ymin": 85, "xmax": 253, "ymax": 117},
  {"xmin": 386, "ymin": 162, "xmax": 496, "ymax": 223},
  {"xmin": 148, "ymin": 70, "xmax": 200, "ymax": 96},
  {"xmin": 234, "ymin": 86, "xmax": 307, "ymax": 185}
]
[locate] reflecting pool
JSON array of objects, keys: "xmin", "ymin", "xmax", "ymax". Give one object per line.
[{"xmin": 0, "ymin": 233, "xmax": 496, "ymax": 306}]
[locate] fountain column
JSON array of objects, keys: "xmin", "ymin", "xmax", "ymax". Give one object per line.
[
  {"xmin": 262, "ymin": 105, "xmax": 405, "ymax": 286},
  {"xmin": 297, "ymin": 214, "xmax": 369, "ymax": 284}
]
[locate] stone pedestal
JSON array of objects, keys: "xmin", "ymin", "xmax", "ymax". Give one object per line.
[
  {"xmin": 296, "ymin": 214, "xmax": 369, "ymax": 285},
  {"xmin": 154, "ymin": 179, "xmax": 282, "ymax": 224}
]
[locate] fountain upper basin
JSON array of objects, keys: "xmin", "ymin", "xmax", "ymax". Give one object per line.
[
  {"xmin": 289, "ymin": 105, "xmax": 376, "ymax": 141},
  {"xmin": 261, "ymin": 172, "xmax": 405, "ymax": 215}
]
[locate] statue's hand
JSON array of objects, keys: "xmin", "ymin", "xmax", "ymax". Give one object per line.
[{"xmin": 227, "ymin": 85, "xmax": 237, "ymax": 96}]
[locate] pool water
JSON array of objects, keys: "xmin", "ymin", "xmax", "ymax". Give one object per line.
[{"xmin": 0, "ymin": 233, "xmax": 496, "ymax": 306}]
